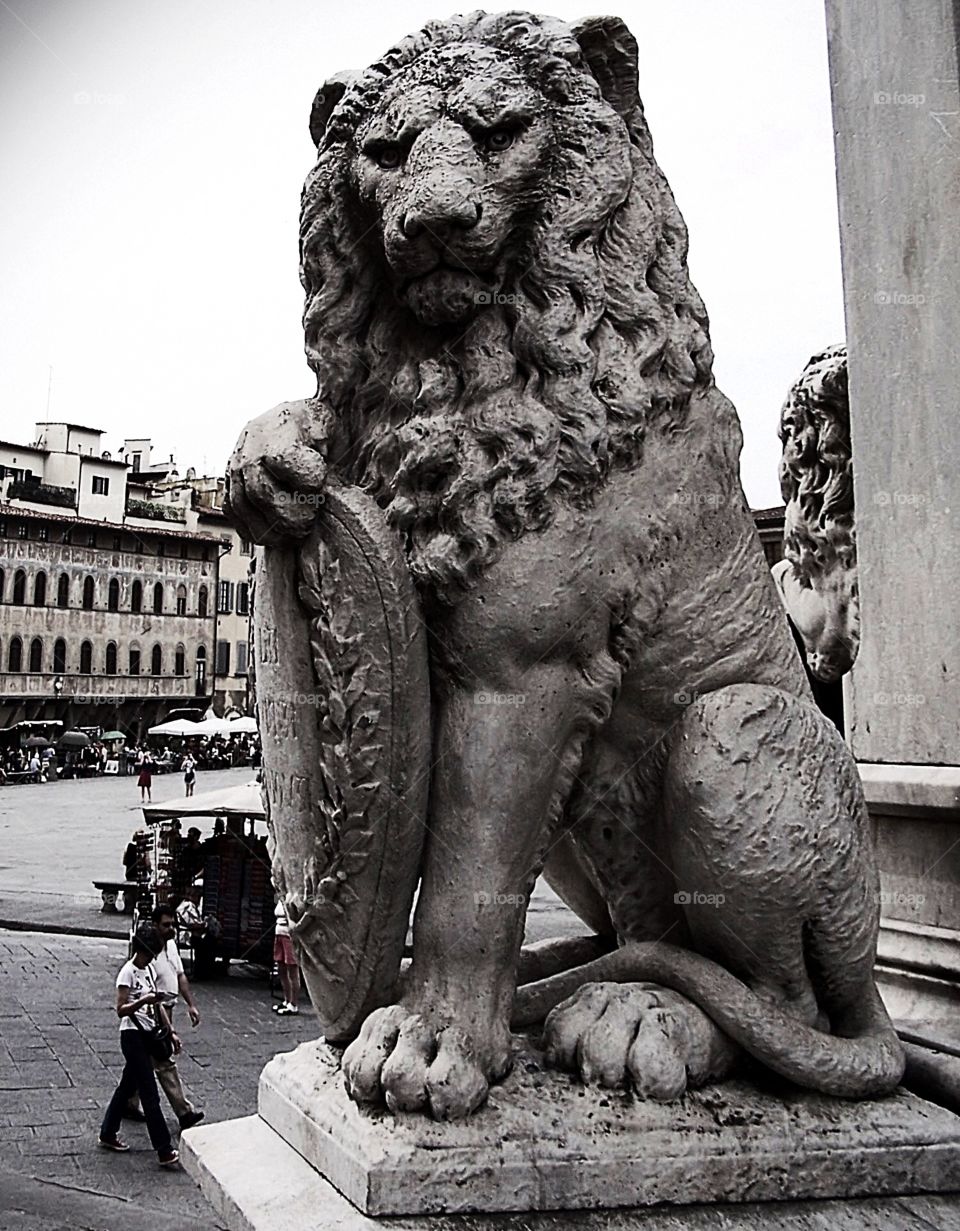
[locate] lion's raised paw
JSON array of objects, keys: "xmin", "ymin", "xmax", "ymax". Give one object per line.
[
  {"xmin": 543, "ymin": 981, "xmax": 734, "ymax": 1100},
  {"xmin": 341, "ymin": 1004, "xmax": 510, "ymax": 1120}
]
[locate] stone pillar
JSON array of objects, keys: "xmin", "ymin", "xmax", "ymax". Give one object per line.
[{"xmin": 825, "ymin": 0, "xmax": 960, "ymax": 1024}]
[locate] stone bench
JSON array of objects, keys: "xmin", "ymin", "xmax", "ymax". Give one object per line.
[
  {"xmin": 92, "ymin": 881, "xmax": 139, "ymax": 914},
  {"xmin": 2, "ymin": 771, "xmax": 38, "ymax": 785}
]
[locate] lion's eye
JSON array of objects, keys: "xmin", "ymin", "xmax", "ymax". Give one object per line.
[
  {"xmin": 483, "ymin": 128, "xmax": 515, "ymax": 153},
  {"xmin": 372, "ymin": 144, "xmax": 403, "ymax": 169}
]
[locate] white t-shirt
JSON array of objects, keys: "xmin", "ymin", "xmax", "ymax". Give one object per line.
[
  {"xmin": 274, "ymin": 901, "xmax": 290, "ymax": 937},
  {"xmin": 116, "ymin": 959, "xmax": 158, "ymax": 1033},
  {"xmin": 151, "ymin": 938, "xmax": 184, "ymax": 997}
]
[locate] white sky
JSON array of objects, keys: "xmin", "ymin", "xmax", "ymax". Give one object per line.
[{"xmin": 0, "ymin": 0, "xmax": 845, "ymax": 507}]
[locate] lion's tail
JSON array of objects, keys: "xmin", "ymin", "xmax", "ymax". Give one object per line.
[{"xmin": 512, "ymin": 941, "xmax": 904, "ymax": 1099}]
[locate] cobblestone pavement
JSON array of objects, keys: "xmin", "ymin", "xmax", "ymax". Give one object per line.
[
  {"xmin": 0, "ymin": 928, "xmax": 317, "ymax": 1229},
  {"xmin": 3, "ymin": 933, "xmax": 960, "ymax": 1231}
]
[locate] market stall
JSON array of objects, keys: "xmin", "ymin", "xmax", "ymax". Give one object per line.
[{"xmin": 132, "ymin": 781, "xmax": 274, "ymax": 970}]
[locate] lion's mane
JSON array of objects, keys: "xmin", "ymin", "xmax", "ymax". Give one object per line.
[
  {"xmin": 300, "ymin": 11, "xmax": 714, "ymax": 601},
  {"xmin": 778, "ymin": 344, "xmax": 854, "ymax": 585}
]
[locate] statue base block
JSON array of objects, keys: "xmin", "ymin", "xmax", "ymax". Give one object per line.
[{"xmin": 182, "ymin": 1039, "xmax": 960, "ymax": 1222}]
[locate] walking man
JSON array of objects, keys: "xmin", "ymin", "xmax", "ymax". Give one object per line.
[{"xmin": 126, "ymin": 902, "xmax": 204, "ymax": 1131}]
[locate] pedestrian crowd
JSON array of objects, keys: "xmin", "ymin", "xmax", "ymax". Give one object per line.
[{"xmin": 0, "ymin": 734, "xmax": 260, "ymax": 788}]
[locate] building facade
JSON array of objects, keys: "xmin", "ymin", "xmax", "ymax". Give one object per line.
[
  {"xmin": 752, "ymin": 505, "xmax": 786, "ymax": 567},
  {"xmin": 0, "ymin": 425, "xmax": 222, "ymax": 735},
  {"xmin": 146, "ymin": 474, "xmax": 253, "ymax": 717}
]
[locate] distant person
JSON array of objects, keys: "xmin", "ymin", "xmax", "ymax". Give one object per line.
[
  {"xmin": 126, "ymin": 904, "xmax": 204, "ymax": 1132},
  {"xmin": 28, "ymin": 752, "xmax": 41, "ymax": 783},
  {"xmin": 272, "ymin": 897, "xmax": 301, "ymax": 1016},
  {"xmin": 98, "ymin": 924, "xmax": 180, "ymax": 1168},
  {"xmin": 182, "ymin": 754, "xmax": 196, "ymax": 798},
  {"xmin": 137, "ymin": 752, "xmax": 153, "ymax": 803},
  {"xmin": 181, "ymin": 827, "xmax": 204, "ymax": 882},
  {"xmin": 123, "ymin": 832, "xmax": 141, "ymax": 883},
  {"xmin": 176, "ymin": 885, "xmax": 219, "ymax": 979}
]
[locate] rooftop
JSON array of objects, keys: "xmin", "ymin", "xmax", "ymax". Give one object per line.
[
  {"xmin": 0, "ymin": 439, "xmax": 48, "ymax": 455},
  {"xmin": 35, "ymin": 421, "xmax": 106, "ymax": 434},
  {"xmin": 0, "ymin": 504, "xmax": 221, "ymax": 542}
]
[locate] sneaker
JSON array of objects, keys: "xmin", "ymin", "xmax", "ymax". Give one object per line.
[
  {"xmin": 158, "ymin": 1149, "xmax": 180, "ymax": 1168},
  {"xmin": 98, "ymin": 1136, "xmax": 129, "ymax": 1152},
  {"xmin": 271, "ymin": 1001, "xmax": 287, "ymax": 1013},
  {"xmin": 179, "ymin": 1110, "xmax": 205, "ymax": 1130},
  {"xmin": 276, "ymin": 1004, "xmax": 299, "ymax": 1015}
]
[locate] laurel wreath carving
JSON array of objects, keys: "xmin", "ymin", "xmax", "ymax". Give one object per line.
[{"xmin": 285, "ymin": 534, "xmax": 382, "ymax": 948}]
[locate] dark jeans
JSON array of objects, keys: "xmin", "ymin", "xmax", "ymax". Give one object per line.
[{"xmin": 101, "ymin": 1029, "xmax": 172, "ymax": 1154}]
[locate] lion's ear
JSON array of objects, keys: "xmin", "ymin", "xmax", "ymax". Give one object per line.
[
  {"xmin": 309, "ymin": 72, "xmax": 353, "ymax": 146},
  {"xmin": 571, "ymin": 16, "xmax": 640, "ymax": 118}
]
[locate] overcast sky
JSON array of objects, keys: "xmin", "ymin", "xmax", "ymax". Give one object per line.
[{"xmin": 0, "ymin": 0, "xmax": 845, "ymax": 507}]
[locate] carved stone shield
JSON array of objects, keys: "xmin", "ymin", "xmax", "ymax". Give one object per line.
[{"xmin": 253, "ymin": 483, "xmax": 429, "ymax": 1042}]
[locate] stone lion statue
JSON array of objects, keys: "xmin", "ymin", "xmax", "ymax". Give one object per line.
[
  {"xmin": 772, "ymin": 344, "xmax": 858, "ymax": 682},
  {"xmin": 226, "ymin": 12, "xmax": 902, "ymax": 1121}
]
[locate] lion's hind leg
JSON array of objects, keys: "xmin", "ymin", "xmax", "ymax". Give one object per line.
[
  {"xmin": 542, "ymin": 980, "xmax": 737, "ymax": 1099},
  {"xmin": 659, "ymin": 682, "xmax": 902, "ymax": 1096},
  {"xmin": 534, "ymin": 683, "xmax": 903, "ymax": 1100}
]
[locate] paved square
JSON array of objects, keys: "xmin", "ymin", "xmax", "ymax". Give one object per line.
[{"xmin": 0, "ymin": 928, "xmax": 317, "ymax": 1227}]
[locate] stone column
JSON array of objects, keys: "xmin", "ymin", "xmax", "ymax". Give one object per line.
[{"xmin": 825, "ymin": 0, "xmax": 960, "ymax": 1024}]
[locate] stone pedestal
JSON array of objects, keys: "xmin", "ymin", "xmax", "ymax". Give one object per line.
[
  {"xmin": 825, "ymin": 0, "xmax": 960, "ymax": 1025},
  {"xmin": 182, "ymin": 1040, "xmax": 960, "ymax": 1225}
]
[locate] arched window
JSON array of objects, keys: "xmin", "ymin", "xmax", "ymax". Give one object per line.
[
  {"xmin": 33, "ymin": 572, "xmax": 47, "ymax": 607},
  {"xmin": 57, "ymin": 573, "xmax": 69, "ymax": 608},
  {"xmin": 151, "ymin": 644, "xmax": 162, "ymax": 676},
  {"xmin": 108, "ymin": 578, "xmax": 120, "ymax": 612},
  {"xmin": 176, "ymin": 584, "xmax": 187, "ymax": 616},
  {"xmin": 82, "ymin": 576, "xmax": 95, "ymax": 610},
  {"xmin": 195, "ymin": 645, "xmax": 207, "ymax": 692},
  {"xmin": 129, "ymin": 645, "xmax": 141, "ymax": 676},
  {"xmin": 198, "ymin": 585, "xmax": 208, "ymax": 618},
  {"xmin": 29, "ymin": 637, "xmax": 43, "ymax": 672},
  {"xmin": 131, "ymin": 580, "xmax": 142, "ymax": 613},
  {"xmin": 13, "ymin": 570, "xmax": 26, "ymax": 604},
  {"xmin": 8, "ymin": 637, "xmax": 22, "ymax": 672},
  {"xmin": 53, "ymin": 638, "xmax": 67, "ymax": 674},
  {"xmin": 174, "ymin": 644, "xmax": 186, "ymax": 676},
  {"xmin": 105, "ymin": 641, "xmax": 118, "ymax": 675},
  {"xmin": 79, "ymin": 640, "xmax": 93, "ymax": 674},
  {"xmin": 153, "ymin": 582, "xmax": 164, "ymax": 614}
]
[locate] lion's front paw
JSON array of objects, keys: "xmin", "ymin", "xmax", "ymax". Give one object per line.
[
  {"xmin": 543, "ymin": 982, "xmax": 734, "ymax": 1100},
  {"xmin": 341, "ymin": 1005, "xmax": 511, "ymax": 1120}
]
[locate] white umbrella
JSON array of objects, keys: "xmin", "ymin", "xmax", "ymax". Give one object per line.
[
  {"xmin": 142, "ymin": 780, "xmax": 265, "ymax": 823},
  {"xmin": 228, "ymin": 716, "xmax": 258, "ymax": 735},
  {"xmin": 148, "ymin": 718, "xmax": 201, "ymax": 737},
  {"xmin": 191, "ymin": 714, "xmax": 233, "ymax": 736}
]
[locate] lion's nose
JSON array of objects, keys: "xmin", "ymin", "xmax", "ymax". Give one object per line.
[{"xmin": 400, "ymin": 196, "xmax": 482, "ymax": 239}]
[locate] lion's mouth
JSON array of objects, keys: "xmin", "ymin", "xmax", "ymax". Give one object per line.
[
  {"xmin": 395, "ymin": 263, "xmax": 499, "ymax": 325},
  {"xmin": 399, "ymin": 260, "xmax": 494, "ymax": 292}
]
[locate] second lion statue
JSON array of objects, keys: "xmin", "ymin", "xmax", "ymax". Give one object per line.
[{"xmin": 226, "ymin": 12, "xmax": 903, "ymax": 1121}]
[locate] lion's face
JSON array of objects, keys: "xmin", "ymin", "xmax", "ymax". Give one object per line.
[
  {"xmin": 352, "ymin": 45, "xmax": 553, "ymax": 326},
  {"xmin": 301, "ymin": 13, "xmax": 714, "ymax": 601}
]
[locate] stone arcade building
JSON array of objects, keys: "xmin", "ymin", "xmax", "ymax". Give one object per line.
[{"xmin": 0, "ymin": 424, "xmax": 223, "ymax": 735}]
